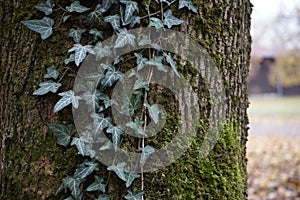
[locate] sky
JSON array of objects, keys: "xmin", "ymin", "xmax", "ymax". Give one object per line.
[{"xmin": 251, "ymin": 0, "xmax": 299, "ymax": 49}]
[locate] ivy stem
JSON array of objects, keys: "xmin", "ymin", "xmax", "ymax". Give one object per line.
[{"xmin": 140, "ymin": 0, "xmax": 177, "ymax": 19}]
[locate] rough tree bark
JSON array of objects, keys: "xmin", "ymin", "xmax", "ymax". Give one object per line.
[{"xmin": 0, "ymin": 0, "xmax": 251, "ymax": 199}]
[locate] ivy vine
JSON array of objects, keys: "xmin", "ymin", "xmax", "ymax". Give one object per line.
[{"xmin": 22, "ymin": 0, "xmax": 197, "ymax": 199}]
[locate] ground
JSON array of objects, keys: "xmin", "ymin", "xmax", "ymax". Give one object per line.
[{"xmin": 247, "ymin": 95, "xmax": 300, "ymax": 200}]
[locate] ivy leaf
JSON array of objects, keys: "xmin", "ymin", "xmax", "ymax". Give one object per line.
[
  {"xmin": 99, "ymin": 140, "xmax": 113, "ymax": 151},
  {"xmin": 163, "ymin": 10, "xmax": 184, "ymax": 28},
  {"xmin": 88, "ymin": 4, "xmax": 104, "ymax": 24},
  {"xmin": 63, "ymin": 15, "xmax": 70, "ymax": 22},
  {"xmin": 87, "ymin": 176, "xmax": 106, "ymax": 192},
  {"xmin": 35, "ymin": 0, "xmax": 55, "ymax": 15},
  {"xmin": 64, "ymin": 196, "xmax": 73, "ymax": 200},
  {"xmin": 126, "ymin": 118, "xmax": 145, "ymax": 136},
  {"xmin": 71, "ymin": 137, "xmax": 87, "ymax": 156},
  {"xmin": 104, "ymin": 15, "xmax": 121, "ymax": 31},
  {"xmin": 106, "ymin": 126, "xmax": 124, "ymax": 151},
  {"xmin": 64, "ymin": 53, "xmax": 75, "ymax": 65},
  {"xmin": 90, "ymin": 28, "xmax": 103, "ymax": 42},
  {"xmin": 145, "ymin": 56, "xmax": 167, "ymax": 72},
  {"xmin": 48, "ymin": 124, "xmax": 76, "ymax": 147},
  {"xmin": 21, "ymin": 17, "xmax": 54, "ymax": 40},
  {"xmin": 114, "ymin": 30, "xmax": 136, "ymax": 48},
  {"xmin": 125, "ymin": 190, "xmax": 144, "ymax": 200},
  {"xmin": 62, "ymin": 177, "xmax": 81, "ymax": 198},
  {"xmin": 66, "ymin": 1, "xmax": 90, "ymax": 13},
  {"xmin": 154, "ymin": 0, "xmax": 171, "ymax": 5},
  {"xmin": 144, "ymin": 102, "xmax": 160, "ymax": 124},
  {"xmin": 91, "ymin": 113, "xmax": 112, "ymax": 133},
  {"xmin": 68, "ymin": 44, "xmax": 95, "ymax": 66},
  {"xmin": 134, "ymin": 53, "xmax": 148, "ymax": 71},
  {"xmin": 140, "ymin": 145, "xmax": 155, "ymax": 166},
  {"xmin": 99, "ymin": 0, "xmax": 117, "ymax": 13},
  {"xmin": 68, "ymin": 28, "xmax": 86, "ymax": 44},
  {"xmin": 98, "ymin": 194, "xmax": 110, "ymax": 200},
  {"xmin": 33, "ymin": 80, "xmax": 61, "ymax": 95},
  {"xmin": 120, "ymin": 0, "xmax": 138, "ymax": 23},
  {"xmin": 74, "ymin": 161, "xmax": 98, "ymax": 179},
  {"xmin": 121, "ymin": 93, "xmax": 142, "ymax": 117},
  {"xmin": 82, "ymin": 90, "xmax": 101, "ymax": 111},
  {"xmin": 99, "ymin": 93, "xmax": 117, "ymax": 109},
  {"xmin": 107, "ymin": 162, "xmax": 127, "ymax": 181},
  {"xmin": 148, "ymin": 17, "xmax": 164, "ymax": 29},
  {"xmin": 44, "ymin": 65, "xmax": 59, "ymax": 80},
  {"xmin": 125, "ymin": 172, "xmax": 140, "ymax": 187},
  {"xmin": 94, "ymin": 42, "xmax": 113, "ymax": 60},
  {"xmin": 101, "ymin": 66, "xmax": 124, "ymax": 87},
  {"xmin": 163, "ymin": 52, "xmax": 180, "ymax": 77},
  {"xmin": 179, "ymin": 0, "xmax": 198, "ymax": 13},
  {"xmin": 134, "ymin": 79, "xmax": 149, "ymax": 91},
  {"xmin": 54, "ymin": 90, "xmax": 82, "ymax": 112}
]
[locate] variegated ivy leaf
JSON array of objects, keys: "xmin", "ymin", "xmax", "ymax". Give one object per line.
[
  {"xmin": 163, "ymin": 9, "xmax": 184, "ymax": 28},
  {"xmin": 125, "ymin": 190, "xmax": 144, "ymax": 200},
  {"xmin": 106, "ymin": 126, "xmax": 124, "ymax": 151},
  {"xmin": 126, "ymin": 118, "xmax": 145, "ymax": 136},
  {"xmin": 86, "ymin": 176, "xmax": 106, "ymax": 192},
  {"xmin": 63, "ymin": 15, "xmax": 70, "ymax": 22},
  {"xmin": 98, "ymin": 92, "xmax": 117, "ymax": 109},
  {"xmin": 125, "ymin": 172, "xmax": 140, "ymax": 187},
  {"xmin": 74, "ymin": 161, "xmax": 99, "ymax": 179},
  {"xmin": 138, "ymin": 35, "xmax": 151, "ymax": 46},
  {"xmin": 99, "ymin": 0, "xmax": 118, "ymax": 13},
  {"xmin": 82, "ymin": 90, "xmax": 101, "ymax": 111},
  {"xmin": 179, "ymin": 0, "xmax": 198, "ymax": 13},
  {"xmin": 33, "ymin": 80, "xmax": 61, "ymax": 95},
  {"xmin": 48, "ymin": 124, "xmax": 76, "ymax": 146},
  {"xmin": 68, "ymin": 44, "xmax": 95, "ymax": 66},
  {"xmin": 35, "ymin": 0, "xmax": 54, "ymax": 15},
  {"xmin": 66, "ymin": 1, "xmax": 90, "ymax": 13},
  {"xmin": 114, "ymin": 30, "xmax": 136, "ymax": 48},
  {"xmin": 88, "ymin": 4, "xmax": 104, "ymax": 24},
  {"xmin": 71, "ymin": 137, "xmax": 87, "ymax": 156},
  {"xmin": 104, "ymin": 15, "xmax": 121, "ymax": 31},
  {"xmin": 64, "ymin": 53, "xmax": 75, "ymax": 65},
  {"xmin": 44, "ymin": 65, "xmax": 59, "ymax": 80},
  {"xmin": 145, "ymin": 56, "xmax": 167, "ymax": 72},
  {"xmin": 154, "ymin": 0, "xmax": 171, "ymax": 5},
  {"xmin": 62, "ymin": 177, "xmax": 81, "ymax": 198},
  {"xmin": 121, "ymin": 92, "xmax": 142, "ymax": 116},
  {"xmin": 94, "ymin": 42, "xmax": 113, "ymax": 60},
  {"xmin": 107, "ymin": 162, "xmax": 127, "ymax": 181},
  {"xmin": 144, "ymin": 102, "xmax": 160, "ymax": 124},
  {"xmin": 54, "ymin": 90, "xmax": 82, "ymax": 112},
  {"xmin": 140, "ymin": 145, "xmax": 155, "ymax": 166},
  {"xmin": 98, "ymin": 194, "xmax": 110, "ymax": 200},
  {"xmin": 68, "ymin": 28, "xmax": 86, "ymax": 44},
  {"xmin": 21, "ymin": 17, "xmax": 54, "ymax": 40},
  {"xmin": 163, "ymin": 52, "xmax": 180, "ymax": 77},
  {"xmin": 89, "ymin": 28, "xmax": 103, "ymax": 42},
  {"xmin": 91, "ymin": 113, "xmax": 112, "ymax": 133},
  {"xmin": 134, "ymin": 53, "xmax": 148, "ymax": 70},
  {"xmin": 134, "ymin": 78, "xmax": 149, "ymax": 91},
  {"xmin": 148, "ymin": 17, "xmax": 164, "ymax": 29},
  {"xmin": 101, "ymin": 66, "xmax": 124, "ymax": 87},
  {"xmin": 64, "ymin": 196, "xmax": 73, "ymax": 200},
  {"xmin": 120, "ymin": 0, "xmax": 138, "ymax": 23}
]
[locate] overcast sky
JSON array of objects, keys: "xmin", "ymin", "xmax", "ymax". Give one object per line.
[{"xmin": 251, "ymin": 0, "xmax": 299, "ymax": 49}]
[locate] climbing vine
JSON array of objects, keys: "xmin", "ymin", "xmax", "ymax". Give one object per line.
[{"xmin": 22, "ymin": 0, "xmax": 197, "ymax": 199}]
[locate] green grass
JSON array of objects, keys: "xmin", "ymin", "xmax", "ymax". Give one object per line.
[{"xmin": 248, "ymin": 95, "xmax": 300, "ymax": 118}]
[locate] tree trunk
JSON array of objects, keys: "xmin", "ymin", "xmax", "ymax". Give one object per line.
[{"xmin": 0, "ymin": 0, "xmax": 251, "ymax": 199}]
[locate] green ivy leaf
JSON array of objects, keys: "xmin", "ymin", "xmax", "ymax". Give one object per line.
[
  {"xmin": 66, "ymin": 1, "xmax": 90, "ymax": 13},
  {"xmin": 134, "ymin": 53, "xmax": 148, "ymax": 70},
  {"xmin": 134, "ymin": 78, "xmax": 149, "ymax": 91},
  {"xmin": 35, "ymin": 0, "xmax": 55, "ymax": 15},
  {"xmin": 64, "ymin": 53, "xmax": 75, "ymax": 65},
  {"xmin": 68, "ymin": 44, "xmax": 95, "ymax": 66},
  {"xmin": 48, "ymin": 124, "xmax": 76, "ymax": 146},
  {"xmin": 104, "ymin": 15, "xmax": 121, "ymax": 31},
  {"xmin": 33, "ymin": 80, "xmax": 61, "ymax": 95},
  {"xmin": 140, "ymin": 145, "xmax": 155, "ymax": 166},
  {"xmin": 64, "ymin": 196, "xmax": 73, "ymax": 200},
  {"xmin": 154, "ymin": 0, "xmax": 171, "ymax": 5},
  {"xmin": 101, "ymin": 66, "xmax": 124, "ymax": 87},
  {"xmin": 90, "ymin": 28, "xmax": 103, "ymax": 42},
  {"xmin": 21, "ymin": 17, "xmax": 54, "ymax": 40},
  {"xmin": 74, "ymin": 161, "xmax": 98, "ymax": 179},
  {"xmin": 120, "ymin": 0, "xmax": 138, "ymax": 23},
  {"xmin": 88, "ymin": 4, "xmax": 104, "ymax": 24},
  {"xmin": 125, "ymin": 172, "xmax": 140, "ymax": 187},
  {"xmin": 163, "ymin": 9, "xmax": 184, "ymax": 28},
  {"xmin": 54, "ymin": 90, "xmax": 82, "ymax": 112},
  {"xmin": 145, "ymin": 56, "xmax": 167, "ymax": 72},
  {"xmin": 179, "ymin": 0, "xmax": 198, "ymax": 13},
  {"xmin": 126, "ymin": 118, "xmax": 145, "ymax": 136},
  {"xmin": 98, "ymin": 194, "xmax": 110, "ymax": 200},
  {"xmin": 71, "ymin": 137, "xmax": 87, "ymax": 156},
  {"xmin": 107, "ymin": 162, "xmax": 127, "ymax": 181},
  {"xmin": 144, "ymin": 102, "xmax": 160, "ymax": 124},
  {"xmin": 62, "ymin": 177, "xmax": 81, "ymax": 198},
  {"xmin": 114, "ymin": 30, "xmax": 136, "ymax": 48},
  {"xmin": 87, "ymin": 175, "xmax": 106, "ymax": 192},
  {"xmin": 68, "ymin": 28, "xmax": 86, "ymax": 44},
  {"xmin": 44, "ymin": 65, "xmax": 59, "ymax": 80},
  {"xmin": 148, "ymin": 17, "xmax": 164, "ymax": 29},
  {"xmin": 91, "ymin": 113, "xmax": 112, "ymax": 133},
  {"xmin": 63, "ymin": 15, "xmax": 70, "ymax": 22},
  {"xmin": 99, "ymin": 93, "xmax": 117, "ymax": 109},
  {"xmin": 163, "ymin": 52, "xmax": 180, "ymax": 77},
  {"xmin": 99, "ymin": 0, "xmax": 117, "ymax": 13},
  {"xmin": 121, "ymin": 93, "xmax": 142, "ymax": 117},
  {"xmin": 94, "ymin": 42, "xmax": 113, "ymax": 60},
  {"xmin": 125, "ymin": 189, "xmax": 144, "ymax": 200},
  {"xmin": 106, "ymin": 126, "xmax": 124, "ymax": 151}
]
